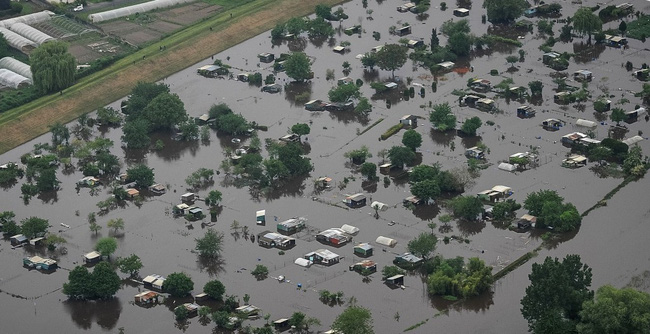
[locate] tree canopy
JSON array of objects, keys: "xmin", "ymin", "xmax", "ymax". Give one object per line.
[
  {"xmin": 524, "ymin": 190, "xmax": 581, "ymax": 232},
  {"xmin": 95, "ymin": 237, "xmax": 118, "ymax": 257},
  {"xmin": 430, "ymin": 103, "xmax": 456, "ymax": 131},
  {"xmin": 388, "ymin": 146, "xmax": 416, "ymax": 168},
  {"xmin": 450, "ymin": 196, "xmax": 483, "ymax": 221},
  {"xmin": 126, "ymin": 164, "xmax": 155, "ymax": 188},
  {"xmin": 203, "ymin": 280, "xmax": 226, "ymax": 301},
  {"xmin": 142, "ymin": 93, "xmax": 187, "ymax": 131},
  {"xmin": 407, "ymin": 232, "xmax": 437, "ymax": 259},
  {"xmin": 375, "ymin": 44, "xmax": 408, "ymax": 78},
  {"xmin": 427, "ymin": 256, "xmax": 493, "ymax": 298},
  {"xmin": 291, "ymin": 123, "xmax": 311, "ymax": 138},
  {"xmin": 20, "ymin": 216, "xmax": 49, "ymax": 238},
  {"xmin": 573, "ymin": 8, "xmax": 603, "ymax": 43},
  {"xmin": 483, "ymin": 0, "xmax": 528, "ymax": 23},
  {"xmin": 62, "ymin": 262, "xmax": 121, "ymax": 300},
  {"xmin": 285, "ymin": 52, "xmax": 312, "ymax": 82},
  {"xmin": 461, "ymin": 117, "xmax": 482, "ymax": 136},
  {"xmin": 117, "ymin": 254, "xmax": 143, "ymax": 276},
  {"xmin": 521, "ymin": 255, "xmax": 593, "ymax": 333},
  {"xmin": 328, "ymin": 84, "xmax": 361, "ymax": 102},
  {"xmin": 331, "ymin": 305, "xmax": 374, "ymax": 334},
  {"xmin": 195, "ymin": 228, "xmax": 224, "ymax": 258},
  {"xmin": 577, "ymin": 285, "xmax": 650, "ymax": 333},
  {"xmin": 164, "ymin": 272, "xmax": 194, "ymax": 297},
  {"xmin": 31, "ymin": 41, "xmax": 76, "ymax": 94},
  {"xmin": 402, "ymin": 129, "xmax": 422, "ymax": 151}
]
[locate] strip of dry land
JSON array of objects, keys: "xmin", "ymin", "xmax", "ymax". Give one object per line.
[{"xmin": 0, "ymin": 0, "xmax": 344, "ymax": 154}]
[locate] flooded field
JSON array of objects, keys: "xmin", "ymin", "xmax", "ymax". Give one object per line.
[{"xmin": 1, "ymin": 0, "xmax": 650, "ymax": 333}]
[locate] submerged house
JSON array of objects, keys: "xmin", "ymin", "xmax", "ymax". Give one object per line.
[
  {"xmin": 304, "ymin": 249, "xmax": 340, "ymax": 266},
  {"xmin": 277, "ymin": 217, "xmax": 307, "ymax": 235},
  {"xmin": 453, "ymin": 8, "xmax": 470, "ymax": 17},
  {"xmin": 176, "ymin": 303, "xmax": 200, "ymax": 317},
  {"xmin": 77, "ymin": 176, "xmax": 100, "ymax": 187},
  {"xmin": 149, "ymin": 184, "xmax": 166, "ymax": 195},
  {"xmin": 516, "ymin": 214, "xmax": 537, "ymax": 229},
  {"xmin": 517, "ymin": 105, "xmax": 536, "ymax": 118},
  {"xmin": 470, "ymin": 79, "xmax": 491, "ymax": 92},
  {"xmin": 305, "ymin": 99, "xmax": 327, "ymax": 111},
  {"xmin": 134, "ymin": 291, "xmax": 160, "ymax": 304},
  {"xmin": 236, "ymin": 305, "xmax": 260, "ymax": 316},
  {"xmin": 542, "ymin": 118, "xmax": 563, "ymax": 131},
  {"xmin": 397, "ymin": 25, "xmax": 411, "ymax": 36},
  {"xmin": 573, "ymin": 70, "xmax": 593, "ymax": 82},
  {"xmin": 197, "ymin": 65, "xmax": 228, "ymax": 78},
  {"xmin": 349, "ymin": 260, "xmax": 377, "ymax": 274},
  {"xmin": 625, "ymin": 107, "xmax": 647, "ymax": 122},
  {"xmin": 562, "ymin": 154, "xmax": 587, "ymax": 168},
  {"xmin": 465, "ymin": 146, "xmax": 485, "ymax": 159},
  {"xmin": 400, "ymin": 115, "xmax": 418, "ymax": 127},
  {"xmin": 23, "ymin": 256, "xmax": 57, "ymax": 270},
  {"xmin": 393, "ymin": 252, "xmax": 423, "ymax": 268},
  {"xmin": 181, "ymin": 192, "xmax": 196, "ymax": 203},
  {"xmin": 386, "ymin": 274, "xmax": 405, "ymax": 286},
  {"xmin": 476, "ymin": 98, "xmax": 495, "ymax": 112},
  {"xmin": 460, "ymin": 94, "xmax": 480, "ymax": 107},
  {"xmin": 257, "ymin": 231, "xmax": 296, "ymax": 249},
  {"xmin": 10, "ymin": 234, "xmax": 28, "ymax": 245},
  {"xmin": 407, "ymin": 39, "xmax": 424, "ymax": 48},
  {"xmin": 397, "ymin": 2, "xmax": 415, "ymax": 12},
  {"xmin": 343, "ymin": 193, "xmax": 366, "ymax": 208},
  {"xmin": 354, "ymin": 242, "xmax": 373, "ymax": 257},
  {"xmin": 83, "ymin": 251, "xmax": 102, "ymax": 263},
  {"xmin": 143, "ymin": 274, "xmax": 166, "ymax": 291},
  {"xmin": 325, "ymin": 101, "xmax": 354, "ymax": 111},
  {"xmin": 375, "ymin": 236, "xmax": 397, "ymax": 247},
  {"xmin": 337, "ymin": 77, "xmax": 354, "ymax": 86},
  {"xmin": 477, "ymin": 185, "xmax": 513, "ymax": 203},
  {"xmin": 560, "ymin": 132, "xmax": 587, "ymax": 146},
  {"xmin": 542, "ymin": 52, "xmax": 560, "ymax": 65},
  {"xmin": 316, "ymin": 228, "xmax": 349, "ymax": 246},
  {"xmin": 261, "ymin": 83, "xmax": 282, "ymax": 93},
  {"xmin": 315, "ymin": 176, "xmax": 333, "ymax": 189},
  {"xmin": 403, "ymin": 195, "xmax": 422, "ymax": 206},
  {"xmin": 258, "ymin": 52, "xmax": 274, "ymax": 63}
]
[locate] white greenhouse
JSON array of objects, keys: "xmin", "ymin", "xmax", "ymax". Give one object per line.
[
  {"xmin": 9, "ymin": 23, "xmax": 55, "ymax": 45},
  {"xmin": 89, "ymin": 0, "xmax": 194, "ymax": 23},
  {"xmin": 0, "ymin": 27, "xmax": 37, "ymax": 53},
  {"xmin": 0, "ymin": 57, "xmax": 32, "ymax": 80},
  {"xmin": 0, "ymin": 11, "xmax": 54, "ymax": 28},
  {"xmin": 0, "ymin": 69, "xmax": 31, "ymax": 89}
]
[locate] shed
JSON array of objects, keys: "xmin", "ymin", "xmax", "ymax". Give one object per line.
[
  {"xmin": 344, "ymin": 193, "xmax": 366, "ymax": 208},
  {"xmin": 386, "ymin": 274, "xmax": 404, "ymax": 286},
  {"xmin": 371, "ymin": 45, "xmax": 383, "ymax": 53},
  {"xmin": 304, "ymin": 249, "xmax": 340, "ymax": 265},
  {"xmin": 576, "ymin": 119, "xmax": 597, "ymax": 129},
  {"xmin": 316, "ymin": 229, "xmax": 349, "ymax": 245},
  {"xmin": 517, "ymin": 214, "xmax": 536, "ymax": 229},
  {"xmin": 542, "ymin": 118, "xmax": 563, "ymax": 130},
  {"xmin": 149, "ymin": 183, "xmax": 166, "ymax": 195},
  {"xmin": 400, "ymin": 114, "xmax": 418, "ymax": 127},
  {"xmin": 375, "ymin": 236, "xmax": 397, "ymax": 247},
  {"xmin": 277, "ymin": 217, "xmax": 307, "ymax": 235},
  {"xmin": 126, "ymin": 188, "xmax": 139, "ymax": 198},
  {"xmin": 384, "ymin": 82, "xmax": 398, "ymax": 90},
  {"xmin": 407, "ymin": 39, "xmax": 423, "ymax": 48},
  {"xmin": 143, "ymin": 274, "xmax": 165, "ymax": 288},
  {"xmin": 437, "ymin": 61, "xmax": 455, "ymax": 70},
  {"xmin": 181, "ymin": 192, "xmax": 196, "ymax": 202},
  {"xmin": 397, "ymin": 25, "xmax": 411, "ymax": 36},
  {"xmin": 625, "ymin": 107, "xmax": 646, "ymax": 121},
  {"xmin": 197, "ymin": 65, "xmax": 227, "ymax": 77},
  {"xmin": 517, "ymin": 105, "xmax": 536, "ymax": 118},
  {"xmin": 340, "ymin": 224, "xmax": 359, "ymax": 235},
  {"xmin": 77, "ymin": 176, "xmax": 100, "ymax": 187},
  {"xmin": 470, "ymin": 79, "xmax": 491, "ymax": 92},
  {"xmin": 379, "ymin": 163, "xmax": 394, "ymax": 174},
  {"xmin": 370, "ymin": 201, "xmax": 388, "ymax": 212},
  {"xmin": 174, "ymin": 203, "xmax": 190, "ymax": 216},
  {"xmin": 257, "ymin": 231, "xmax": 296, "ymax": 249},
  {"xmin": 403, "ymin": 195, "xmax": 422, "ymax": 206},
  {"xmin": 622, "ymin": 135, "xmax": 644, "ymax": 146},
  {"xmin": 542, "ymin": 52, "xmax": 560, "ymax": 65},
  {"xmin": 23, "ymin": 256, "xmax": 57, "ymax": 270},
  {"xmin": 394, "ymin": 252, "xmax": 423, "ymax": 266},
  {"xmin": 29, "ymin": 237, "xmax": 45, "ymax": 246},
  {"xmin": 344, "ymin": 25, "xmax": 361, "ymax": 35},
  {"xmin": 573, "ymin": 70, "xmax": 593, "ymax": 82},
  {"xmin": 460, "ymin": 94, "xmax": 480, "ymax": 107},
  {"xmin": 465, "ymin": 146, "xmax": 485, "ymax": 159},
  {"xmin": 279, "ymin": 134, "xmax": 300, "ymax": 142},
  {"xmin": 397, "ymin": 3, "xmax": 415, "ymax": 12},
  {"xmin": 0, "ymin": 69, "xmax": 31, "ymax": 89},
  {"xmin": 476, "ymin": 98, "xmax": 495, "ymax": 112},
  {"xmin": 261, "ymin": 83, "xmax": 282, "ymax": 93},
  {"xmin": 349, "ymin": 260, "xmax": 377, "ymax": 273},
  {"xmin": 256, "ymin": 210, "xmax": 266, "ymax": 225},
  {"xmin": 237, "ymin": 73, "xmax": 251, "ymax": 82},
  {"xmin": 325, "ymin": 101, "xmax": 354, "ymax": 111},
  {"xmin": 83, "ymin": 251, "xmax": 101, "ymax": 263},
  {"xmin": 315, "ymin": 176, "xmax": 333, "ymax": 189},
  {"xmin": 305, "ymin": 99, "xmax": 327, "ymax": 111},
  {"xmin": 10, "ymin": 234, "xmax": 27, "ymax": 245},
  {"xmin": 554, "ymin": 91, "xmax": 571, "ymax": 103},
  {"xmin": 498, "ymin": 162, "xmax": 516, "ymax": 172},
  {"xmin": 188, "ymin": 207, "xmax": 203, "ymax": 219},
  {"xmin": 337, "ymin": 76, "xmax": 353, "ymax": 86},
  {"xmin": 0, "ymin": 57, "xmax": 32, "ymax": 80},
  {"xmin": 134, "ymin": 291, "xmax": 160, "ymax": 304},
  {"xmin": 274, "ymin": 318, "xmax": 290, "ymax": 330},
  {"xmin": 453, "ymin": 8, "xmax": 470, "ymax": 17},
  {"xmin": 354, "ymin": 242, "xmax": 373, "ymax": 257},
  {"xmin": 176, "ymin": 303, "xmax": 200, "ymax": 316},
  {"xmin": 561, "ymin": 132, "xmax": 587, "ymax": 145},
  {"xmin": 258, "ymin": 52, "xmax": 274, "ymax": 63},
  {"xmin": 294, "ymin": 257, "xmax": 312, "ymax": 267},
  {"xmin": 562, "ymin": 154, "xmax": 587, "ymax": 168},
  {"xmin": 236, "ymin": 305, "xmax": 260, "ymax": 315},
  {"xmin": 332, "ymin": 45, "xmax": 346, "ymax": 53}
]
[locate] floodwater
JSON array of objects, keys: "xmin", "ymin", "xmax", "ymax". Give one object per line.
[{"xmin": 1, "ymin": 0, "xmax": 650, "ymax": 333}]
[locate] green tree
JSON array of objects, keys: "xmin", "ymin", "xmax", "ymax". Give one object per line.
[
  {"xmin": 355, "ymin": 97, "xmax": 372, "ymax": 114},
  {"xmin": 506, "ymin": 55, "xmax": 519, "ymax": 68},
  {"xmin": 252, "ymin": 264, "xmax": 269, "ymax": 280},
  {"xmin": 126, "ymin": 82, "xmax": 170, "ymax": 116},
  {"xmin": 50, "ymin": 123, "xmax": 70, "ymax": 147},
  {"xmin": 195, "ymin": 228, "xmax": 224, "ymax": 258},
  {"xmin": 411, "ymin": 179, "xmax": 441, "ymax": 202},
  {"xmin": 95, "ymin": 237, "xmax": 118, "ymax": 257},
  {"xmin": 447, "ymin": 32, "xmax": 473, "ymax": 57},
  {"xmin": 610, "ymin": 108, "xmax": 626, "ymax": 125},
  {"xmin": 461, "ymin": 117, "xmax": 482, "ymax": 136},
  {"xmin": 142, "ymin": 93, "xmax": 188, "ymax": 131},
  {"xmin": 307, "ymin": 17, "xmax": 335, "ymax": 38},
  {"xmin": 91, "ymin": 263, "xmax": 121, "ymax": 299},
  {"xmin": 45, "ymin": 233, "xmax": 66, "ymax": 250},
  {"xmin": 382, "ymin": 265, "xmax": 405, "ymax": 279},
  {"xmin": 388, "ymin": 146, "xmax": 416, "ymax": 168},
  {"xmin": 285, "ymin": 52, "xmax": 312, "ymax": 82},
  {"xmin": 204, "ymin": 280, "xmax": 226, "ymax": 301},
  {"xmin": 450, "ymin": 196, "xmax": 483, "ymax": 221},
  {"xmin": 178, "ymin": 119, "xmax": 199, "ymax": 140},
  {"xmin": 215, "ymin": 113, "xmax": 249, "ymax": 135},
  {"xmin": 117, "ymin": 254, "xmax": 143, "ymax": 276},
  {"xmin": 96, "ymin": 107, "xmax": 122, "ymax": 126},
  {"xmin": 205, "ymin": 190, "xmax": 222, "ymax": 207},
  {"xmin": 212, "ymin": 310, "xmax": 231, "ymax": 328},
  {"xmin": 121, "ymin": 118, "xmax": 151, "ymax": 149},
  {"xmin": 286, "ymin": 17, "xmax": 307, "ymax": 36},
  {"xmin": 491, "ymin": 199, "xmax": 521, "ymax": 222},
  {"xmin": 164, "ymin": 272, "xmax": 194, "ymax": 297},
  {"xmin": 402, "ymin": 129, "xmax": 422, "ymax": 151},
  {"xmin": 588, "ymin": 146, "xmax": 612, "ymax": 165},
  {"xmin": 107, "ymin": 218, "xmax": 125, "ymax": 234},
  {"xmin": 361, "ymin": 52, "xmax": 377, "ymax": 70},
  {"xmin": 36, "ymin": 168, "xmax": 59, "ymax": 192},
  {"xmin": 62, "ymin": 266, "xmax": 92, "ymax": 299},
  {"xmin": 483, "ymin": 0, "xmax": 527, "ymax": 23},
  {"xmin": 288, "ymin": 311, "xmax": 321, "ymax": 332},
  {"xmin": 315, "ymin": 4, "xmax": 333, "ymax": 19},
  {"xmin": 20, "ymin": 217, "xmax": 49, "ymax": 238},
  {"xmin": 360, "ymin": 162, "xmax": 377, "ymax": 181},
  {"xmin": 89, "ymin": 221, "xmax": 102, "ymax": 235},
  {"xmin": 263, "ymin": 159, "xmax": 290, "ymax": 181},
  {"xmin": 291, "ymin": 123, "xmax": 311, "ymax": 139},
  {"xmin": 96, "ymin": 152, "xmax": 120, "ymax": 176},
  {"xmin": 174, "ymin": 305, "xmax": 189, "ymax": 320},
  {"xmin": 344, "ymin": 145, "xmax": 372, "ymax": 164},
  {"xmin": 623, "ymin": 145, "xmax": 644, "ymax": 176},
  {"xmin": 409, "ymin": 164, "xmax": 440, "ymax": 183},
  {"xmin": 407, "ymin": 232, "xmax": 438, "ymax": 259},
  {"xmin": 126, "ymin": 164, "xmax": 155, "ymax": 188},
  {"xmin": 277, "ymin": 143, "xmax": 311, "ymax": 175},
  {"xmin": 375, "ymin": 44, "xmax": 408, "ymax": 78},
  {"xmin": 524, "ymin": 190, "xmax": 564, "ymax": 217},
  {"xmin": 328, "ymin": 84, "xmax": 361, "ymax": 102},
  {"xmin": 430, "ymin": 103, "xmax": 456, "ymax": 131},
  {"xmin": 578, "ymin": 285, "xmax": 650, "ymax": 333},
  {"xmin": 521, "ymin": 255, "xmax": 593, "ymax": 333},
  {"xmin": 31, "ymin": 41, "xmax": 76, "ymax": 93},
  {"xmin": 331, "ymin": 305, "xmax": 374, "ymax": 334},
  {"xmin": 636, "ymin": 84, "xmax": 650, "ymax": 105},
  {"xmin": 573, "ymin": 8, "xmax": 603, "ymax": 43},
  {"xmin": 528, "ymin": 80, "xmax": 544, "ymax": 96}
]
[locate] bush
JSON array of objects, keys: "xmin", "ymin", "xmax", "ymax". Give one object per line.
[
  {"xmin": 380, "ymin": 123, "xmax": 404, "ymax": 140},
  {"xmin": 490, "ymin": 69, "xmax": 499, "ymax": 76}
]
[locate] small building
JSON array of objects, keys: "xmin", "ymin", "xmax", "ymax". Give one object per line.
[
  {"xmin": 354, "ymin": 243, "xmax": 373, "ymax": 257},
  {"xmin": 304, "ymin": 249, "xmax": 340, "ymax": 265},
  {"xmin": 407, "ymin": 39, "xmax": 423, "ymax": 48},
  {"xmin": 625, "ymin": 107, "xmax": 647, "ymax": 122},
  {"xmin": 460, "ymin": 94, "xmax": 481, "ymax": 107},
  {"xmin": 453, "ymin": 8, "xmax": 470, "ymax": 17},
  {"xmin": 344, "ymin": 193, "xmax": 366, "ymax": 208},
  {"xmin": 277, "ymin": 217, "xmax": 307, "ymax": 235},
  {"xmin": 542, "ymin": 118, "xmax": 563, "ymax": 131},
  {"xmin": 279, "ymin": 134, "xmax": 300, "ymax": 142},
  {"xmin": 237, "ymin": 73, "xmax": 251, "ymax": 82},
  {"xmin": 476, "ymin": 98, "xmax": 495, "ymax": 112},
  {"xmin": 261, "ymin": 83, "xmax": 282, "ymax": 93},
  {"xmin": 386, "ymin": 274, "xmax": 404, "ymax": 286},
  {"xmin": 498, "ymin": 162, "xmax": 516, "ymax": 172},
  {"xmin": 176, "ymin": 303, "xmax": 200, "ymax": 317},
  {"xmin": 561, "ymin": 132, "xmax": 587, "ymax": 146},
  {"xmin": 337, "ymin": 76, "xmax": 354, "ymax": 86},
  {"xmin": 403, "ymin": 195, "xmax": 422, "ymax": 206},
  {"xmin": 197, "ymin": 65, "xmax": 228, "ymax": 78},
  {"xmin": 371, "ymin": 45, "xmax": 384, "ymax": 53},
  {"xmin": 126, "ymin": 188, "xmax": 140, "ymax": 199},
  {"xmin": 517, "ymin": 214, "xmax": 536, "ymax": 229},
  {"xmin": 23, "ymin": 256, "xmax": 57, "ymax": 270},
  {"xmin": 257, "ymin": 231, "xmax": 296, "ymax": 249},
  {"xmin": 258, "ymin": 53, "xmax": 274, "ymax": 63},
  {"xmin": 573, "ymin": 70, "xmax": 593, "ymax": 82},
  {"xmin": 149, "ymin": 184, "xmax": 166, "ymax": 195},
  {"xmin": 29, "ymin": 237, "xmax": 45, "ymax": 246},
  {"xmin": 384, "ymin": 82, "xmax": 398, "ymax": 90},
  {"xmin": 315, "ymin": 176, "xmax": 333, "ymax": 189},
  {"xmin": 77, "ymin": 176, "xmax": 100, "ymax": 187},
  {"xmin": 375, "ymin": 236, "xmax": 397, "ymax": 247},
  {"xmin": 256, "ymin": 209, "xmax": 266, "ymax": 225},
  {"xmin": 554, "ymin": 91, "xmax": 571, "ymax": 104},
  {"xmin": 305, "ymin": 99, "xmax": 327, "ymax": 111},
  {"xmin": 181, "ymin": 192, "xmax": 196, "ymax": 203},
  {"xmin": 188, "ymin": 207, "xmax": 203, "ymax": 220},
  {"xmin": 379, "ymin": 163, "xmax": 394, "ymax": 174},
  {"xmin": 340, "ymin": 224, "xmax": 359, "ymax": 235},
  {"xmin": 397, "ymin": 2, "xmax": 415, "ymax": 12},
  {"xmin": 576, "ymin": 119, "xmax": 597, "ymax": 130},
  {"xmin": 194, "ymin": 292, "xmax": 209, "ymax": 301},
  {"xmin": 562, "ymin": 154, "xmax": 587, "ymax": 168},
  {"xmin": 633, "ymin": 69, "xmax": 649, "ymax": 81},
  {"xmin": 470, "ymin": 79, "xmax": 491, "ymax": 92},
  {"xmin": 134, "ymin": 290, "xmax": 160, "ymax": 304},
  {"xmin": 349, "ymin": 260, "xmax": 377, "ymax": 274},
  {"xmin": 524, "ymin": 6, "xmax": 538, "ymax": 17},
  {"xmin": 437, "ymin": 61, "xmax": 455, "ymax": 70},
  {"xmin": 174, "ymin": 203, "xmax": 191, "ymax": 216},
  {"xmin": 344, "ymin": 25, "xmax": 361, "ymax": 35},
  {"xmin": 509, "ymin": 86, "xmax": 528, "ymax": 98},
  {"xmin": 397, "ymin": 25, "xmax": 411, "ymax": 36},
  {"xmin": 400, "ymin": 115, "xmax": 418, "ymax": 127},
  {"xmin": 332, "ymin": 45, "xmax": 346, "ymax": 53},
  {"xmin": 622, "ymin": 135, "xmax": 644, "ymax": 146},
  {"xmin": 478, "ymin": 185, "xmax": 513, "ymax": 203},
  {"xmin": 325, "ymin": 101, "xmax": 354, "ymax": 111},
  {"xmin": 116, "ymin": 173, "xmax": 128, "ymax": 184},
  {"xmin": 273, "ymin": 318, "xmax": 290, "ymax": 330},
  {"xmin": 294, "ymin": 258, "xmax": 313, "ymax": 268},
  {"xmin": 393, "ymin": 252, "xmax": 423, "ymax": 267},
  {"xmin": 465, "ymin": 147, "xmax": 485, "ymax": 159},
  {"xmin": 83, "ymin": 251, "xmax": 102, "ymax": 263},
  {"xmin": 370, "ymin": 201, "xmax": 389, "ymax": 212},
  {"xmin": 576, "ymin": 137, "xmax": 601, "ymax": 147},
  {"xmin": 542, "ymin": 52, "xmax": 560, "ymax": 65},
  {"xmin": 316, "ymin": 228, "xmax": 349, "ymax": 246},
  {"xmin": 517, "ymin": 105, "xmax": 536, "ymax": 118},
  {"xmin": 10, "ymin": 234, "xmax": 27, "ymax": 246},
  {"xmin": 236, "ymin": 305, "xmax": 260, "ymax": 316},
  {"xmin": 143, "ymin": 274, "xmax": 166, "ymax": 290},
  {"xmin": 605, "ymin": 35, "xmax": 628, "ymax": 47}
]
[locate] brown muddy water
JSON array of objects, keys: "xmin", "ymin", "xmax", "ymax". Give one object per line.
[{"xmin": 2, "ymin": 0, "xmax": 650, "ymax": 333}]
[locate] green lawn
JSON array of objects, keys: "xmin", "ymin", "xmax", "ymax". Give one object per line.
[{"xmin": 626, "ymin": 15, "xmax": 650, "ymax": 40}]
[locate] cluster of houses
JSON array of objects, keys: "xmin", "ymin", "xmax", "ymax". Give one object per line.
[{"xmin": 172, "ymin": 193, "xmax": 204, "ymax": 220}]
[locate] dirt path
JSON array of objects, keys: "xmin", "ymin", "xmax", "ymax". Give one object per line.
[{"xmin": 0, "ymin": 0, "xmax": 345, "ymax": 154}]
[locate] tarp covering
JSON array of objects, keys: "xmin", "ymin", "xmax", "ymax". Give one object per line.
[
  {"xmin": 375, "ymin": 236, "xmax": 397, "ymax": 247},
  {"xmin": 0, "ymin": 27, "xmax": 37, "ymax": 52},
  {"xmin": 340, "ymin": 224, "xmax": 359, "ymax": 235},
  {"xmin": 294, "ymin": 258, "xmax": 312, "ymax": 267},
  {"xmin": 576, "ymin": 119, "xmax": 597, "ymax": 129},
  {"xmin": 498, "ymin": 162, "xmax": 516, "ymax": 172},
  {"xmin": 8, "ymin": 23, "xmax": 54, "ymax": 45},
  {"xmin": 622, "ymin": 135, "xmax": 643, "ymax": 146},
  {"xmin": 89, "ymin": 0, "xmax": 195, "ymax": 23},
  {"xmin": 0, "ymin": 11, "xmax": 54, "ymax": 29},
  {"xmin": 0, "ymin": 57, "xmax": 32, "ymax": 80},
  {"xmin": 370, "ymin": 201, "xmax": 389, "ymax": 211},
  {"xmin": 0, "ymin": 68, "xmax": 31, "ymax": 88}
]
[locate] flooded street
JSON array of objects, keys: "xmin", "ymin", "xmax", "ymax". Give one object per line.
[{"xmin": 1, "ymin": 0, "xmax": 650, "ymax": 332}]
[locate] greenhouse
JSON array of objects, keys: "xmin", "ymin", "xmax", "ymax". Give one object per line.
[
  {"xmin": 0, "ymin": 69, "xmax": 31, "ymax": 89},
  {"xmin": 0, "ymin": 57, "xmax": 32, "ymax": 80},
  {"xmin": 0, "ymin": 28, "xmax": 37, "ymax": 53},
  {"xmin": 89, "ymin": 0, "xmax": 194, "ymax": 23},
  {"xmin": 9, "ymin": 23, "xmax": 55, "ymax": 45},
  {"xmin": 0, "ymin": 11, "xmax": 54, "ymax": 29}
]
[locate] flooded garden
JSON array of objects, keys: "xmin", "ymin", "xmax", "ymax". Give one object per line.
[{"xmin": 1, "ymin": 0, "xmax": 650, "ymax": 332}]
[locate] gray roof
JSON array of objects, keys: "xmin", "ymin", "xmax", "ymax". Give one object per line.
[
  {"xmin": 0, "ymin": 11, "xmax": 54, "ymax": 29},
  {"xmin": 8, "ymin": 23, "xmax": 54, "ymax": 45},
  {"xmin": 0, "ymin": 57, "xmax": 32, "ymax": 80},
  {"xmin": 0, "ymin": 27, "xmax": 37, "ymax": 52},
  {"xmin": 0, "ymin": 69, "xmax": 31, "ymax": 89}
]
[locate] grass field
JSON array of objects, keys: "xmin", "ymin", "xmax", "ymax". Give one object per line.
[{"xmin": 0, "ymin": 0, "xmax": 345, "ymax": 154}]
